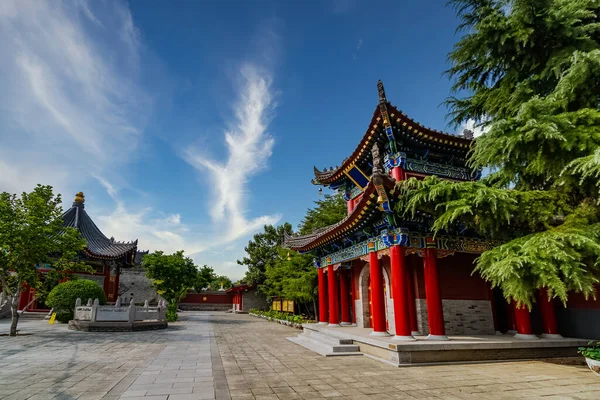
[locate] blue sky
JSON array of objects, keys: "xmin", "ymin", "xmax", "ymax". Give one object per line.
[{"xmin": 0, "ymin": 0, "xmax": 478, "ymax": 280}]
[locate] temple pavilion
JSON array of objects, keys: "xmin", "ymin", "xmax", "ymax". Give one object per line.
[
  {"xmin": 18, "ymin": 192, "xmax": 139, "ymax": 311},
  {"xmin": 284, "ymin": 81, "xmax": 568, "ymax": 341}
]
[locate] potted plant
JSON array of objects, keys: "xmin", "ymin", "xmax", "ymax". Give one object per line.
[{"xmin": 578, "ymin": 341, "xmax": 600, "ymax": 376}]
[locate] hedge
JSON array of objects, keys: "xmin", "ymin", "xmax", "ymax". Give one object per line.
[{"xmin": 46, "ymin": 279, "xmax": 107, "ymax": 322}]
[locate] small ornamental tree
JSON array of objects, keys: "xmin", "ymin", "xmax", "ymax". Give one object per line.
[
  {"xmin": 142, "ymin": 250, "xmax": 198, "ymax": 322},
  {"xmin": 0, "ymin": 185, "xmax": 89, "ymax": 336},
  {"xmin": 46, "ymin": 279, "xmax": 106, "ymax": 323}
]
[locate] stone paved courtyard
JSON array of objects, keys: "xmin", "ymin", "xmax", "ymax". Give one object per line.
[{"xmin": 1, "ymin": 312, "xmax": 599, "ymax": 400}]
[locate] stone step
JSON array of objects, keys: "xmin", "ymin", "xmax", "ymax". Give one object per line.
[
  {"xmin": 19, "ymin": 312, "xmax": 48, "ymax": 319},
  {"xmin": 302, "ymin": 328, "xmax": 354, "ymax": 346},
  {"xmin": 287, "ymin": 335, "xmax": 362, "ymax": 357}
]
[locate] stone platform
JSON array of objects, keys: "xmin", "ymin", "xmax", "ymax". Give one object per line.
[
  {"xmin": 68, "ymin": 320, "xmax": 167, "ymax": 332},
  {"xmin": 290, "ymin": 323, "xmax": 589, "ymax": 366}
]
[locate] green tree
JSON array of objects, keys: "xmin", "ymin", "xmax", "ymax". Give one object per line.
[
  {"xmin": 142, "ymin": 250, "xmax": 198, "ymax": 321},
  {"xmin": 0, "ymin": 185, "xmax": 88, "ymax": 336},
  {"xmin": 264, "ymin": 249, "xmax": 318, "ymax": 315},
  {"xmin": 237, "ymin": 223, "xmax": 293, "ymax": 285},
  {"xmin": 299, "ymin": 193, "xmax": 347, "ymax": 235},
  {"xmin": 195, "ymin": 265, "xmax": 214, "ymax": 291},
  {"xmin": 210, "ymin": 275, "xmax": 233, "ymax": 290},
  {"xmin": 395, "ymin": 0, "xmax": 600, "ymax": 307}
]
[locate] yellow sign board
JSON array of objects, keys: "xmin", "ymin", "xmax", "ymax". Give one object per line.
[{"xmin": 48, "ymin": 313, "xmax": 56, "ymax": 324}]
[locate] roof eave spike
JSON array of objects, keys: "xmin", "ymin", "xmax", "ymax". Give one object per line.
[{"xmin": 377, "ymin": 80, "xmax": 387, "ymax": 104}]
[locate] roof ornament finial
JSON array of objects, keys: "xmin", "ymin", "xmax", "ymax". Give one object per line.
[
  {"xmin": 377, "ymin": 80, "xmax": 387, "ymax": 104},
  {"xmin": 74, "ymin": 192, "xmax": 85, "ymax": 204},
  {"xmin": 371, "ymin": 142, "xmax": 385, "ymax": 175}
]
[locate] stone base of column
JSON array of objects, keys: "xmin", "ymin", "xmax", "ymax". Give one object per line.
[
  {"xmin": 411, "ymin": 331, "xmax": 421, "ymax": 336},
  {"xmin": 317, "ymin": 322, "xmax": 329, "ymax": 326},
  {"xmin": 392, "ymin": 335, "xmax": 416, "ymax": 341},
  {"xmin": 507, "ymin": 329, "xmax": 517, "ymax": 335},
  {"xmin": 426, "ymin": 334, "xmax": 449, "ymax": 341},
  {"xmin": 495, "ymin": 331, "xmax": 503, "ymax": 335},
  {"xmin": 328, "ymin": 323, "xmax": 341, "ymax": 328},
  {"xmin": 340, "ymin": 322, "xmax": 352, "ymax": 326},
  {"xmin": 369, "ymin": 330, "xmax": 390, "ymax": 337},
  {"xmin": 541, "ymin": 333, "xmax": 563, "ymax": 339},
  {"xmin": 514, "ymin": 333, "xmax": 539, "ymax": 340}
]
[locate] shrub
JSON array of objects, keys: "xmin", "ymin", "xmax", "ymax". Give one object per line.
[
  {"xmin": 166, "ymin": 303, "xmax": 178, "ymax": 322},
  {"xmin": 579, "ymin": 341, "xmax": 600, "ymax": 361},
  {"xmin": 46, "ymin": 279, "xmax": 107, "ymax": 322},
  {"xmin": 249, "ymin": 308, "xmax": 307, "ymax": 325},
  {"xmin": 55, "ymin": 312, "xmax": 72, "ymax": 323}
]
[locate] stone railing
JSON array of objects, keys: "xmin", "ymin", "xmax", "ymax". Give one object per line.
[{"xmin": 74, "ymin": 297, "xmax": 166, "ymax": 323}]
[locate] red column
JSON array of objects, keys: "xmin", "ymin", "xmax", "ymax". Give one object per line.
[
  {"xmin": 327, "ymin": 265, "xmax": 340, "ymax": 326},
  {"xmin": 340, "ymin": 270, "xmax": 351, "ymax": 325},
  {"xmin": 391, "ymin": 166, "xmax": 405, "ymax": 182},
  {"xmin": 350, "ymin": 267, "xmax": 357, "ymax": 324},
  {"xmin": 18, "ymin": 284, "xmax": 30, "ymax": 311},
  {"xmin": 406, "ymin": 261, "xmax": 419, "ymax": 335},
  {"xmin": 390, "ymin": 245, "xmax": 414, "ymax": 340},
  {"xmin": 347, "ymin": 198, "xmax": 354, "ymax": 215},
  {"xmin": 424, "ymin": 247, "xmax": 447, "ymax": 339},
  {"xmin": 538, "ymin": 288, "xmax": 561, "ymax": 338},
  {"xmin": 513, "ymin": 302, "xmax": 537, "ymax": 339},
  {"xmin": 114, "ymin": 266, "xmax": 120, "ymax": 301},
  {"xmin": 369, "ymin": 251, "xmax": 388, "ymax": 336},
  {"xmin": 318, "ymin": 267, "xmax": 328, "ymax": 324},
  {"xmin": 489, "ymin": 287, "xmax": 499, "ymax": 333}
]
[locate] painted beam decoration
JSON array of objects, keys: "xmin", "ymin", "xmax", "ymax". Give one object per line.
[
  {"xmin": 404, "ymin": 158, "xmax": 475, "ymax": 180},
  {"xmin": 319, "ymin": 227, "xmax": 498, "ymax": 267}
]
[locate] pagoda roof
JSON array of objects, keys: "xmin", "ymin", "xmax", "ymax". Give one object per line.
[
  {"xmin": 284, "ymin": 173, "xmax": 396, "ymax": 252},
  {"xmin": 313, "ymin": 81, "xmax": 474, "ymax": 186},
  {"xmin": 62, "ymin": 192, "xmax": 138, "ymax": 261}
]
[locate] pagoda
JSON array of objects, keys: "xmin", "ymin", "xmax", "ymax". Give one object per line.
[
  {"xmin": 284, "ymin": 81, "xmax": 562, "ymax": 340},
  {"xmin": 18, "ymin": 192, "xmax": 139, "ymax": 311}
]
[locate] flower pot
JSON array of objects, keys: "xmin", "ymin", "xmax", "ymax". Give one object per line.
[{"xmin": 586, "ymin": 358, "xmax": 600, "ymax": 376}]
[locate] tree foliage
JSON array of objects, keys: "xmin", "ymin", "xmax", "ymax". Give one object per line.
[
  {"xmin": 142, "ymin": 250, "xmax": 198, "ymax": 321},
  {"xmin": 195, "ymin": 265, "xmax": 214, "ymax": 291},
  {"xmin": 395, "ymin": 0, "xmax": 600, "ymax": 307},
  {"xmin": 263, "ymin": 249, "xmax": 317, "ymax": 304},
  {"xmin": 237, "ymin": 223, "xmax": 293, "ymax": 285},
  {"xmin": 299, "ymin": 193, "xmax": 347, "ymax": 235},
  {"xmin": 238, "ymin": 194, "xmax": 346, "ymax": 316},
  {"xmin": 210, "ymin": 274, "xmax": 233, "ymax": 290},
  {"xmin": 0, "ymin": 185, "xmax": 88, "ymax": 336}
]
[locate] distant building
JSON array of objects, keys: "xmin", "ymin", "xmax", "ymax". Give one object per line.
[{"xmin": 18, "ymin": 192, "xmax": 150, "ymax": 311}]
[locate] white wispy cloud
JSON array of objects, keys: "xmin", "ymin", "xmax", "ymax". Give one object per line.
[
  {"xmin": 0, "ymin": 0, "xmax": 149, "ymax": 196},
  {"xmin": 353, "ymin": 38, "xmax": 363, "ymax": 60},
  {"xmin": 0, "ymin": 1, "xmax": 280, "ymax": 281},
  {"xmin": 458, "ymin": 118, "xmax": 488, "ymax": 138},
  {"xmin": 184, "ymin": 64, "xmax": 281, "ymax": 244}
]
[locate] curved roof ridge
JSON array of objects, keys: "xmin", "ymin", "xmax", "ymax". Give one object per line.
[{"xmin": 61, "ymin": 195, "xmax": 138, "ymax": 260}]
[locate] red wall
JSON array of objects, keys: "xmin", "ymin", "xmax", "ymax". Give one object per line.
[
  {"xmin": 412, "ymin": 252, "xmax": 489, "ymax": 301},
  {"xmin": 567, "ymin": 285, "xmax": 600, "ymax": 309},
  {"xmin": 181, "ymin": 292, "xmax": 233, "ymax": 304}
]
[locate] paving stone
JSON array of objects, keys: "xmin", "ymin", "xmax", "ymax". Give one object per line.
[{"xmin": 1, "ymin": 312, "xmax": 597, "ymax": 400}]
